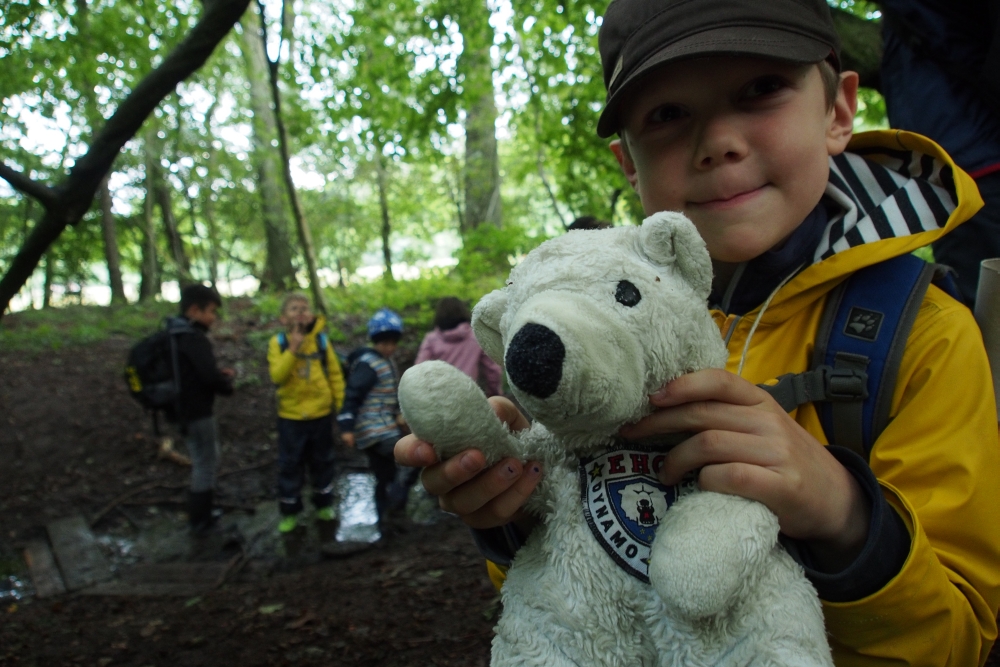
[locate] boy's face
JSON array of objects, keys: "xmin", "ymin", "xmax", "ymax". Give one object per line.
[
  {"xmin": 281, "ymin": 299, "xmax": 313, "ymax": 331},
  {"xmin": 186, "ymin": 302, "xmax": 219, "ymax": 328},
  {"xmin": 613, "ymin": 57, "xmax": 858, "ymax": 264},
  {"xmin": 373, "ymin": 340, "xmax": 399, "ymax": 358}
]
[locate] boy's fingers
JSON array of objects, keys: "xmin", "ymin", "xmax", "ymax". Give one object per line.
[
  {"xmin": 460, "ymin": 463, "xmax": 543, "ymax": 530},
  {"xmin": 695, "ymin": 461, "xmax": 782, "ymax": 504},
  {"xmin": 488, "ymin": 396, "xmax": 531, "ymax": 432},
  {"xmin": 658, "ymin": 430, "xmax": 776, "ymax": 485},
  {"xmin": 622, "ymin": 402, "xmax": 779, "ymax": 440},
  {"xmin": 436, "ymin": 457, "xmax": 526, "ymax": 516},
  {"xmin": 420, "ymin": 449, "xmax": 489, "ymax": 497},
  {"xmin": 394, "ymin": 435, "xmax": 438, "ymax": 467},
  {"xmin": 651, "ymin": 368, "xmax": 773, "ymax": 408}
]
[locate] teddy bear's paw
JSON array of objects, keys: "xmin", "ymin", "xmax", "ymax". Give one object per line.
[
  {"xmin": 399, "ymin": 360, "xmax": 522, "ymax": 465},
  {"xmin": 647, "ymin": 493, "xmax": 779, "ymax": 620}
]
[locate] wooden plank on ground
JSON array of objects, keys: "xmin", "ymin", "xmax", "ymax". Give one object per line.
[
  {"xmin": 82, "ymin": 562, "xmax": 229, "ymax": 597},
  {"xmin": 23, "ymin": 540, "xmax": 67, "ymax": 598},
  {"xmin": 46, "ymin": 515, "xmax": 113, "ymax": 591}
]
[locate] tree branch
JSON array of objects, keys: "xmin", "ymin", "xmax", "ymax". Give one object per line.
[
  {"xmin": 0, "ymin": 162, "xmax": 58, "ymax": 208},
  {"xmin": 0, "ymin": 0, "xmax": 252, "ymax": 316}
]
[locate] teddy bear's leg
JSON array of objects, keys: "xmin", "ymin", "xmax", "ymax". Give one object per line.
[
  {"xmin": 716, "ymin": 549, "xmax": 834, "ymax": 667},
  {"xmin": 398, "ymin": 360, "xmax": 523, "ymax": 464},
  {"xmin": 647, "ymin": 492, "xmax": 779, "ymax": 620}
]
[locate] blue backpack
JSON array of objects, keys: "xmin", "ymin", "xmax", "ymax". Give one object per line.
[{"xmin": 761, "ymin": 253, "xmax": 960, "ymax": 460}]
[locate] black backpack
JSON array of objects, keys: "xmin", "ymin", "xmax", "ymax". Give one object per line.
[{"xmin": 125, "ymin": 317, "xmax": 192, "ymax": 419}]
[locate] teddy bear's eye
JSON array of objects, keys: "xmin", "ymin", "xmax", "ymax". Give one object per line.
[{"xmin": 615, "ymin": 280, "xmax": 641, "ymax": 307}]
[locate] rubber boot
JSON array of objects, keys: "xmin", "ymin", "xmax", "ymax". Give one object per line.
[{"xmin": 188, "ymin": 489, "xmax": 217, "ymax": 536}]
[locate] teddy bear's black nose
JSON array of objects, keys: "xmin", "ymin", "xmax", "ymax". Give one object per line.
[{"xmin": 505, "ymin": 323, "xmax": 565, "ymax": 399}]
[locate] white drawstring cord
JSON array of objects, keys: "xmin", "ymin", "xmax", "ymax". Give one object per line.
[{"xmin": 736, "ymin": 265, "xmax": 804, "ymax": 377}]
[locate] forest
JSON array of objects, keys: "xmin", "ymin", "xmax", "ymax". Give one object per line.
[{"xmin": 0, "ymin": 0, "xmax": 884, "ymax": 316}]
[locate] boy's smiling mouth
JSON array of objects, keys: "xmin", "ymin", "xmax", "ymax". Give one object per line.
[{"xmin": 690, "ymin": 184, "xmax": 768, "ymax": 210}]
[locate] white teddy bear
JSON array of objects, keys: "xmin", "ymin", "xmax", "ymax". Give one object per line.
[{"xmin": 398, "ymin": 212, "xmax": 833, "ymax": 667}]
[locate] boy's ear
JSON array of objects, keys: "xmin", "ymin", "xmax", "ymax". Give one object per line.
[
  {"xmin": 610, "ymin": 139, "xmax": 639, "ymax": 191},
  {"xmin": 827, "ymin": 71, "xmax": 859, "ymax": 157}
]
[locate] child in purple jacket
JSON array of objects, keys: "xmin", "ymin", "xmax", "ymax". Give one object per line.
[{"xmin": 415, "ymin": 297, "xmax": 502, "ymax": 397}]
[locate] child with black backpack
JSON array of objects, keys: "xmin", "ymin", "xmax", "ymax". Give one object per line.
[
  {"xmin": 267, "ymin": 293, "xmax": 346, "ymax": 534},
  {"xmin": 166, "ymin": 284, "xmax": 234, "ymax": 534}
]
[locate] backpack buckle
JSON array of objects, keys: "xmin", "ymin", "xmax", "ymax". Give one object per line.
[{"xmin": 820, "ymin": 365, "xmax": 869, "ymax": 402}]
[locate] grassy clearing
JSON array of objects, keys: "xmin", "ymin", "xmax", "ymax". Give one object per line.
[
  {"xmin": 1, "ymin": 269, "xmax": 507, "ymax": 353},
  {"xmin": 0, "ymin": 301, "xmax": 176, "ymax": 352}
]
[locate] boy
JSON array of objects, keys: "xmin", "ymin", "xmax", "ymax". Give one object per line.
[
  {"xmin": 267, "ymin": 294, "xmax": 346, "ymax": 533},
  {"xmin": 169, "ymin": 284, "xmax": 235, "ymax": 534},
  {"xmin": 337, "ymin": 308, "xmax": 407, "ymax": 525},
  {"xmin": 395, "ymin": 1, "xmax": 1000, "ymax": 664}
]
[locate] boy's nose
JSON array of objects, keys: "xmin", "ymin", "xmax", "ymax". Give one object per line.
[
  {"xmin": 694, "ymin": 117, "xmax": 748, "ymax": 169},
  {"xmin": 505, "ymin": 323, "xmax": 565, "ymax": 399}
]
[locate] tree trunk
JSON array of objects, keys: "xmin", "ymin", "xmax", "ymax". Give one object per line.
[
  {"xmin": 459, "ymin": 0, "xmax": 501, "ymax": 231},
  {"xmin": 140, "ymin": 134, "xmax": 161, "ymax": 301},
  {"xmin": 145, "ymin": 137, "xmax": 192, "ymax": 283},
  {"xmin": 831, "ymin": 8, "xmax": 882, "ymax": 91},
  {"xmin": 76, "ymin": 0, "xmax": 126, "ymax": 305},
  {"xmin": 0, "ymin": 0, "xmax": 253, "ymax": 317},
  {"xmin": 256, "ymin": 0, "xmax": 327, "ymax": 313},
  {"xmin": 240, "ymin": 7, "xmax": 297, "ymax": 292},
  {"xmin": 98, "ymin": 177, "xmax": 127, "ymax": 303},
  {"xmin": 42, "ymin": 252, "xmax": 53, "ymax": 308},
  {"xmin": 374, "ymin": 148, "xmax": 394, "ymax": 283}
]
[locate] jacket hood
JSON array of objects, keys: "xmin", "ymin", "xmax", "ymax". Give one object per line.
[
  {"xmin": 307, "ymin": 314, "xmax": 327, "ymax": 336},
  {"xmin": 743, "ymin": 130, "xmax": 983, "ymax": 324},
  {"xmin": 438, "ymin": 321, "xmax": 473, "ymax": 343}
]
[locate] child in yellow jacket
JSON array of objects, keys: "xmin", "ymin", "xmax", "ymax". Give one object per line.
[{"xmin": 267, "ymin": 294, "xmax": 346, "ymax": 533}]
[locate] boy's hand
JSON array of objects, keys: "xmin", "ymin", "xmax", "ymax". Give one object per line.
[
  {"xmin": 619, "ymin": 368, "xmax": 871, "ymax": 570},
  {"xmin": 394, "ymin": 397, "xmax": 542, "ymax": 531},
  {"xmin": 341, "ymin": 432, "xmax": 356, "ymax": 448},
  {"xmin": 288, "ymin": 330, "xmax": 305, "ymax": 353}
]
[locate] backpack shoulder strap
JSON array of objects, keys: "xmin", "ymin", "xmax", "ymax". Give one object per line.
[
  {"xmin": 317, "ymin": 332, "xmax": 329, "ymax": 378},
  {"xmin": 762, "ymin": 254, "xmax": 937, "ymax": 461}
]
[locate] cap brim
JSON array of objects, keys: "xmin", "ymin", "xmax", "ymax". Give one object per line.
[{"xmin": 597, "ymin": 26, "xmax": 834, "ymax": 138}]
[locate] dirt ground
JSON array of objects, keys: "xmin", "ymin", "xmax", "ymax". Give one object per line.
[
  {"xmin": 0, "ymin": 302, "xmax": 496, "ymax": 666},
  {"xmin": 2, "ymin": 300, "xmax": 1000, "ymax": 666}
]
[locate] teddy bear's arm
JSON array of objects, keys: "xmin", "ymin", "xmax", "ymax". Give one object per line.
[{"xmin": 399, "ymin": 360, "xmax": 524, "ymax": 465}]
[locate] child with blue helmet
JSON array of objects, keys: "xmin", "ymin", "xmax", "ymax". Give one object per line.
[{"xmin": 337, "ymin": 308, "xmax": 409, "ymax": 526}]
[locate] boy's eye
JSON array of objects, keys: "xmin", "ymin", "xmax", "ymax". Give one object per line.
[
  {"xmin": 743, "ymin": 75, "xmax": 788, "ymax": 100},
  {"xmin": 647, "ymin": 104, "xmax": 687, "ymax": 124}
]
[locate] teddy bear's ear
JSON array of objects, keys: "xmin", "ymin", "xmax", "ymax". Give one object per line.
[
  {"xmin": 472, "ymin": 290, "xmax": 508, "ymax": 366},
  {"xmin": 640, "ymin": 212, "xmax": 713, "ymax": 299}
]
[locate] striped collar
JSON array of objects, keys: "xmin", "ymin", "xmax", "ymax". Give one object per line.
[{"xmin": 815, "ymin": 149, "xmax": 957, "ymax": 262}]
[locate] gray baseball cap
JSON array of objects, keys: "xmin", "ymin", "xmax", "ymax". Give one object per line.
[{"xmin": 597, "ymin": 0, "xmax": 842, "ymax": 137}]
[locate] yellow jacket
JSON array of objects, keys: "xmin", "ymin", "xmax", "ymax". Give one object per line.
[
  {"xmin": 714, "ymin": 131, "xmax": 1000, "ymax": 666},
  {"xmin": 267, "ymin": 315, "xmax": 346, "ymax": 420},
  {"xmin": 487, "ymin": 131, "xmax": 1000, "ymax": 666}
]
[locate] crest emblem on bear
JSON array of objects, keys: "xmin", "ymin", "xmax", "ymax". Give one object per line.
[{"xmin": 580, "ymin": 446, "xmax": 694, "ymax": 582}]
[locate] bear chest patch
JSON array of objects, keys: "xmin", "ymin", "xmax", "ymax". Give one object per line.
[{"xmin": 579, "ymin": 446, "xmax": 695, "ymax": 583}]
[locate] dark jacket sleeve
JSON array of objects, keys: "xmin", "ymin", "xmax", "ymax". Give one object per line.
[
  {"xmin": 336, "ymin": 360, "xmax": 377, "ymax": 433},
  {"xmin": 781, "ymin": 446, "xmax": 911, "ymax": 603},
  {"xmin": 179, "ymin": 333, "xmax": 233, "ymax": 396}
]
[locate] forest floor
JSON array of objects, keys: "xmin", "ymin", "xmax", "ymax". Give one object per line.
[
  {"xmin": 0, "ymin": 299, "xmax": 496, "ymax": 667},
  {"xmin": 2, "ymin": 298, "xmax": 1000, "ymax": 666}
]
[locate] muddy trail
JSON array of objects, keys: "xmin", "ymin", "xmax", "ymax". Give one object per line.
[{"xmin": 0, "ymin": 302, "xmax": 496, "ymax": 666}]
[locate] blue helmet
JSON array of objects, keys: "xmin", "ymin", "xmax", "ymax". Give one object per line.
[{"xmin": 367, "ymin": 308, "xmax": 404, "ymax": 339}]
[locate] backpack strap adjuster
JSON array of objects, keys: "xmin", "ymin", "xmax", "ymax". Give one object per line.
[{"xmin": 822, "ymin": 364, "xmax": 869, "ymax": 402}]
